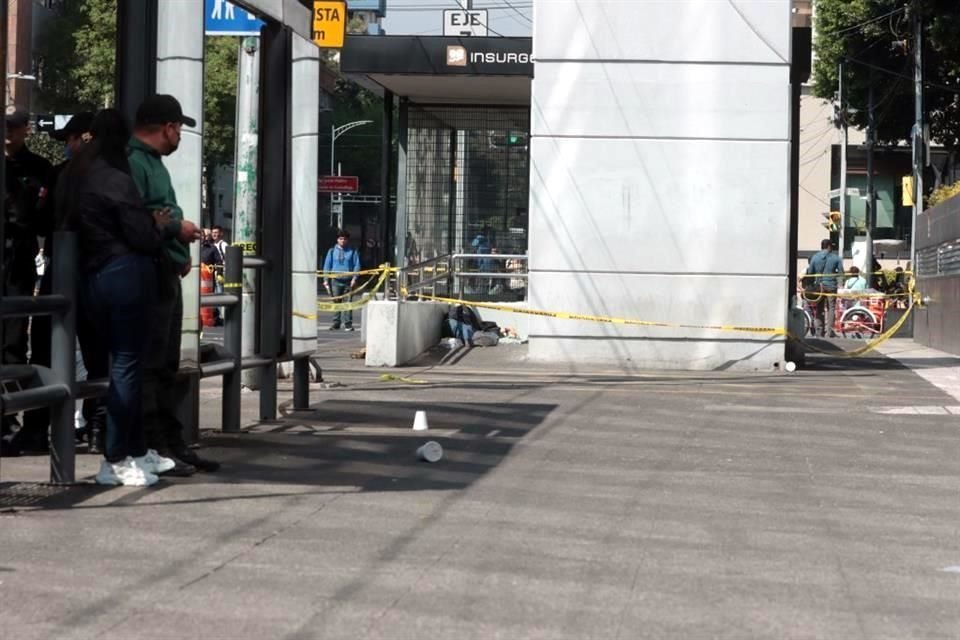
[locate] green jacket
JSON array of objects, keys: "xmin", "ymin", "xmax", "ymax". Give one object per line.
[{"xmin": 127, "ymin": 136, "xmax": 190, "ymax": 267}]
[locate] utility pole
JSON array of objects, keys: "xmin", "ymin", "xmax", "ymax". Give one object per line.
[
  {"xmin": 865, "ymin": 68, "xmax": 876, "ymax": 282},
  {"xmin": 838, "ymin": 61, "xmax": 848, "ymax": 262},
  {"xmin": 910, "ymin": 5, "xmax": 923, "ymax": 271},
  {"xmin": 234, "ymin": 36, "xmax": 260, "ymax": 388}
]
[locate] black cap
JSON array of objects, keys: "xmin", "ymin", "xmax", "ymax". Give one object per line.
[
  {"xmin": 51, "ymin": 111, "xmax": 95, "ymax": 141},
  {"xmin": 135, "ymin": 94, "xmax": 196, "ymax": 128},
  {"xmin": 5, "ymin": 106, "xmax": 30, "ymax": 128}
]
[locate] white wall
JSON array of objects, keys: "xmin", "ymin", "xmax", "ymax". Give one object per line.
[
  {"xmin": 528, "ymin": 0, "xmax": 793, "ymax": 370},
  {"xmin": 364, "ymin": 301, "xmax": 447, "ymax": 367}
]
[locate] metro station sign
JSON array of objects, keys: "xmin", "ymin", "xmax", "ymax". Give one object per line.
[
  {"xmin": 312, "ymin": 0, "xmax": 346, "ymax": 48},
  {"xmin": 319, "ymin": 176, "xmax": 360, "ymax": 193}
]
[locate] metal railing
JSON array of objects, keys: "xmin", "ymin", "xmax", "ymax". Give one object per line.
[
  {"xmin": 1, "ymin": 232, "xmax": 78, "ymax": 483},
  {"xmin": 0, "ymin": 239, "xmax": 315, "ymax": 483},
  {"xmin": 400, "ymin": 252, "xmax": 528, "ymax": 303}
]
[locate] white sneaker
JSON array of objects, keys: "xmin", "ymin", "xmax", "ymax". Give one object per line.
[
  {"xmin": 134, "ymin": 449, "xmax": 176, "ymax": 474},
  {"xmin": 95, "ymin": 457, "xmax": 159, "ymax": 487}
]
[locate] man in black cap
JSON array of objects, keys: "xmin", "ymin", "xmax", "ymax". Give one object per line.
[
  {"xmin": 1, "ymin": 107, "xmax": 53, "ymax": 454},
  {"xmin": 16, "ymin": 112, "xmax": 102, "ymax": 454},
  {"xmin": 129, "ymin": 94, "xmax": 217, "ymax": 474}
]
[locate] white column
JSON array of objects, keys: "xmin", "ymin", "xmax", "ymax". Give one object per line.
[
  {"xmin": 156, "ymin": 0, "xmax": 205, "ymax": 367},
  {"xmin": 290, "ymin": 33, "xmax": 320, "ymax": 356},
  {"xmin": 528, "ymin": 0, "xmax": 793, "ymax": 370}
]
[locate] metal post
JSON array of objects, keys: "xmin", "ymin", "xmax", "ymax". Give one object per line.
[
  {"xmin": 865, "ymin": 70, "xmax": 876, "ymax": 280},
  {"xmin": 396, "ymin": 97, "xmax": 409, "ymax": 268},
  {"xmin": 221, "ymin": 246, "xmax": 243, "ymax": 432},
  {"xmin": 259, "ymin": 364, "xmax": 276, "ymax": 420},
  {"xmin": 115, "ymin": 0, "xmax": 158, "ymax": 123},
  {"xmin": 381, "ymin": 89, "xmax": 394, "ymax": 265},
  {"xmin": 293, "ymin": 357, "xmax": 309, "ymax": 410},
  {"xmin": 911, "ymin": 9, "xmax": 923, "ymax": 270},
  {"xmin": 50, "ymin": 232, "xmax": 77, "ymax": 484},
  {"xmin": 234, "ymin": 35, "xmax": 260, "ymax": 389},
  {"xmin": 838, "ymin": 61, "xmax": 848, "ymax": 261}
]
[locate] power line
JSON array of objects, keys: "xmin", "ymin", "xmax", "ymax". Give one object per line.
[
  {"xmin": 495, "ymin": 0, "xmax": 532, "ymax": 24},
  {"xmin": 846, "ymin": 56, "xmax": 960, "ymax": 96},
  {"xmin": 455, "ymin": 0, "xmax": 508, "ymax": 37},
  {"xmin": 820, "ymin": 7, "xmax": 907, "ymax": 38}
]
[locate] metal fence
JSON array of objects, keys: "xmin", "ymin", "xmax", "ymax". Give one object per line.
[{"xmin": 403, "ymin": 105, "xmax": 530, "ymax": 266}]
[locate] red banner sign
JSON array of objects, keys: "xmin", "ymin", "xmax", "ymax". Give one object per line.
[{"xmin": 318, "ymin": 176, "xmax": 359, "ymax": 193}]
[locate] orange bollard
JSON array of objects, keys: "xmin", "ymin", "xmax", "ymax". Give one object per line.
[{"xmin": 200, "ymin": 264, "xmax": 215, "ymax": 327}]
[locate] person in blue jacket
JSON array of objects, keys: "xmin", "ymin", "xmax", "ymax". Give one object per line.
[{"xmin": 322, "ymin": 229, "xmax": 361, "ymax": 331}]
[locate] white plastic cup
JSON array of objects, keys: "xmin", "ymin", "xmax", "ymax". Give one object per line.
[
  {"xmin": 416, "ymin": 441, "xmax": 443, "ymax": 463},
  {"xmin": 412, "ymin": 410, "xmax": 429, "ymax": 431},
  {"xmin": 785, "ymin": 361, "xmax": 797, "ymax": 373}
]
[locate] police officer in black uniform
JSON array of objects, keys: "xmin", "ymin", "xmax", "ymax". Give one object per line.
[{"xmin": 1, "ymin": 107, "xmax": 53, "ymax": 455}]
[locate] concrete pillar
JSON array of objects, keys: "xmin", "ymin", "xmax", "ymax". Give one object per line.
[
  {"xmin": 528, "ymin": 0, "xmax": 792, "ymax": 370},
  {"xmin": 156, "ymin": 0, "xmax": 204, "ymax": 368},
  {"xmin": 290, "ymin": 32, "xmax": 320, "ymax": 357}
]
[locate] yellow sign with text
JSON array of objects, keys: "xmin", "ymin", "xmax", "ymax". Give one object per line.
[{"xmin": 312, "ymin": 1, "xmax": 346, "ymax": 48}]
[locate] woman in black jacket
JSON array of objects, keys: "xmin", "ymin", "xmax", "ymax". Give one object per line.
[{"xmin": 58, "ymin": 109, "xmax": 177, "ymax": 487}]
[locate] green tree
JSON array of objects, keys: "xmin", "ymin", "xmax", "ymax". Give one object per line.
[
  {"xmin": 332, "ymin": 79, "xmax": 383, "ymax": 194},
  {"xmin": 34, "ymin": 0, "xmax": 116, "ymax": 111},
  {"xmin": 813, "ymin": 0, "xmax": 960, "ymax": 186},
  {"xmin": 204, "ymin": 37, "xmax": 240, "ymax": 171}
]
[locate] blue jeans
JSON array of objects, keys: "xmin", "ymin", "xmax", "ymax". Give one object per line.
[
  {"xmin": 330, "ymin": 279, "xmax": 352, "ymax": 328},
  {"xmin": 79, "ymin": 254, "xmax": 155, "ymax": 462}
]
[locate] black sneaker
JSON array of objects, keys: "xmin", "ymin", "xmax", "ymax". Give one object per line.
[
  {"xmin": 344, "ymin": 326, "xmax": 354, "ymax": 332},
  {"xmin": 159, "ymin": 458, "xmax": 197, "ymax": 477},
  {"xmin": 173, "ymin": 447, "xmax": 221, "ymax": 473},
  {"xmin": 328, "ymin": 325, "xmax": 340, "ymax": 331}
]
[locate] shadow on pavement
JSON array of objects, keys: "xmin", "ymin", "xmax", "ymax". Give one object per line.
[
  {"xmin": 197, "ymin": 399, "xmax": 555, "ymax": 492},
  {"xmin": 0, "ymin": 400, "xmax": 557, "ymax": 511}
]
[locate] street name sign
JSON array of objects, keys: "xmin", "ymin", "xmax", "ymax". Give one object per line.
[
  {"xmin": 443, "ymin": 9, "xmax": 489, "ymax": 36},
  {"xmin": 319, "ymin": 176, "xmax": 360, "ymax": 193},
  {"xmin": 312, "ymin": 1, "xmax": 346, "ymax": 48},
  {"xmin": 205, "ymin": 0, "xmax": 264, "ymax": 36}
]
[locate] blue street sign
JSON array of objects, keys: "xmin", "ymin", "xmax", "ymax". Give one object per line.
[{"xmin": 205, "ymin": 0, "xmax": 265, "ymax": 36}]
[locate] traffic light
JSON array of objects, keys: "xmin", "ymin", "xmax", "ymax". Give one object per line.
[
  {"xmin": 506, "ymin": 131, "xmax": 527, "ymax": 146},
  {"xmin": 821, "ymin": 211, "xmax": 841, "ymax": 232}
]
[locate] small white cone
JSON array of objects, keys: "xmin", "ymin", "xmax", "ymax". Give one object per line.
[{"xmin": 412, "ymin": 410, "xmax": 429, "ymax": 431}]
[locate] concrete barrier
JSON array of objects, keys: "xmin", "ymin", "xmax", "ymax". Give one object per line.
[{"xmin": 364, "ymin": 301, "xmax": 447, "ymax": 367}]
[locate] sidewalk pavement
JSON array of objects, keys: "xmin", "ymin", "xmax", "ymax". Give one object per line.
[{"xmin": 3, "ymin": 338, "xmax": 960, "ymax": 639}]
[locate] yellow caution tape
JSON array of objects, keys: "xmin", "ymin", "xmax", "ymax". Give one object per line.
[
  {"xmin": 378, "ymin": 373, "xmax": 428, "ymax": 385},
  {"xmin": 294, "ymin": 268, "xmax": 392, "ymax": 319},
  {"xmin": 407, "ymin": 291, "xmax": 788, "ymax": 336},
  {"xmin": 317, "ymin": 264, "xmax": 397, "ymax": 279}
]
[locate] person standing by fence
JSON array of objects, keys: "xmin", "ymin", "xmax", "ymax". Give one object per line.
[{"xmin": 322, "ymin": 229, "xmax": 360, "ymax": 332}]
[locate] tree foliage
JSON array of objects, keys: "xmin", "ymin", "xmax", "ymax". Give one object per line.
[
  {"xmin": 34, "ymin": 0, "xmax": 116, "ymax": 111},
  {"xmin": 332, "ymin": 79, "xmax": 383, "ymax": 194},
  {"xmin": 813, "ymin": 0, "xmax": 960, "ymax": 181},
  {"xmin": 203, "ymin": 37, "xmax": 240, "ymax": 171}
]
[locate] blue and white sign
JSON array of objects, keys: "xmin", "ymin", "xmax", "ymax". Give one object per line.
[{"xmin": 205, "ymin": 0, "xmax": 265, "ymax": 36}]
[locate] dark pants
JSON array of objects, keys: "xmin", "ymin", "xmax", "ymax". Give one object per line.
[
  {"xmin": 20, "ymin": 269, "xmax": 108, "ymax": 446},
  {"xmin": 330, "ymin": 279, "xmax": 352, "ymax": 328},
  {"xmin": 2, "ymin": 273, "xmax": 32, "ymax": 437},
  {"xmin": 814, "ymin": 287, "xmax": 837, "ymax": 338},
  {"xmin": 80, "ymin": 254, "xmax": 155, "ymax": 463},
  {"xmin": 142, "ymin": 267, "xmax": 187, "ymax": 454}
]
